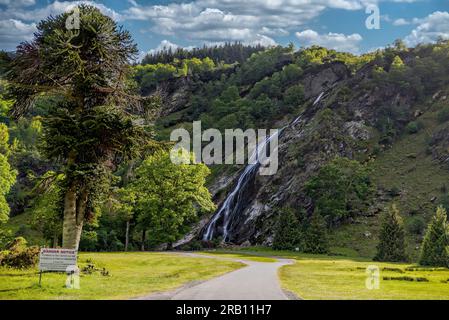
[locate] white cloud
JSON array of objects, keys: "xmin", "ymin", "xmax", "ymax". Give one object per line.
[
  {"xmin": 0, "ymin": 19, "xmax": 36, "ymax": 50},
  {"xmin": 0, "ymin": 0, "xmax": 35, "ymax": 7},
  {"xmin": 0, "ymin": 1, "xmax": 122, "ymax": 22},
  {"xmin": 148, "ymin": 39, "xmax": 180, "ymax": 54},
  {"xmin": 295, "ymin": 29, "xmax": 363, "ymax": 53},
  {"xmin": 393, "ymin": 18, "xmax": 410, "ymax": 26},
  {"xmin": 124, "ymin": 0, "xmax": 367, "ymax": 45},
  {"xmin": 0, "ymin": 1, "xmax": 123, "ymax": 50},
  {"xmin": 404, "ymin": 11, "xmax": 449, "ymax": 46}
]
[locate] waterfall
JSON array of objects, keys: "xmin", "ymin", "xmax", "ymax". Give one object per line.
[
  {"xmin": 202, "ymin": 130, "xmax": 280, "ymax": 241},
  {"xmin": 202, "ymin": 92, "xmax": 324, "ymax": 242}
]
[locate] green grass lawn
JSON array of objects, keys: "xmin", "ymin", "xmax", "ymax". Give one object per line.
[
  {"xmin": 0, "ymin": 252, "xmax": 243, "ymax": 300},
  {"xmin": 195, "ymin": 250, "xmax": 278, "ymax": 262},
  {"xmin": 2, "ymin": 248, "xmax": 448, "ymax": 300},
  {"xmin": 218, "ymin": 247, "xmax": 449, "ymax": 300}
]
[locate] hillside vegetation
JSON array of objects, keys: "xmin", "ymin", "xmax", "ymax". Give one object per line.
[{"xmin": 2, "ymin": 37, "xmax": 449, "ymax": 262}]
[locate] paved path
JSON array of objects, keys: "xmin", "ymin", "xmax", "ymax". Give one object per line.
[{"xmin": 139, "ymin": 253, "xmax": 295, "ymax": 300}]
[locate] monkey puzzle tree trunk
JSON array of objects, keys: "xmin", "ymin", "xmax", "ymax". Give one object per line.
[{"xmin": 62, "ymin": 183, "xmax": 88, "ymax": 250}]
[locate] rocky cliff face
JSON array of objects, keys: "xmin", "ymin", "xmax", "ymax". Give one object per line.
[
  {"xmin": 152, "ymin": 51, "xmax": 449, "ymax": 249},
  {"xmin": 199, "ymin": 60, "xmax": 427, "ymax": 246}
]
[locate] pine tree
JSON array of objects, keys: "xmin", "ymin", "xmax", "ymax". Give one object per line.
[
  {"xmin": 273, "ymin": 208, "xmax": 301, "ymax": 250},
  {"xmin": 303, "ymin": 212, "xmax": 329, "ymax": 254},
  {"xmin": 419, "ymin": 206, "xmax": 449, "ymax": 267},
  {"xmin": 8, "ymin": 5, "xmax": 146, "ymax": 249},
  {"xmin": 374, "ymin": 204, "xmax": 407, "ymax": 262}
]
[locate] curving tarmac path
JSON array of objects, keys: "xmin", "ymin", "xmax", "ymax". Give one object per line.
[{"xmin": 139, "ymin": 253, "xmax": 296, "ymax": 300}]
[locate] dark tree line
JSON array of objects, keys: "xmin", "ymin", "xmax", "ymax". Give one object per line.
[{"xmin": 142, "ymin": 42, "xmax": 266, "ymax": 65}]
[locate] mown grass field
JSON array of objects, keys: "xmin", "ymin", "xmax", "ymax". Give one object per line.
[
  {"xmin": 195, "ymin": 250, "xmax": 277, "ymax": 262},
  {"xmin": 219, "ymin": 248, "xmax": 449, "ymax": 300},
  {"xmin": 2, "ymin": 248, "xmax": 449, "ymax": 300},
  {"xmin": 0, "ymin": 252, "xmax": 243, "ymax": 300}
]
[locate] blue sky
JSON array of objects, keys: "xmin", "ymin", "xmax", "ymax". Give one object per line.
[{"xmin": 0, "ymin": 0, "xmax": 448, "ymax": 56}]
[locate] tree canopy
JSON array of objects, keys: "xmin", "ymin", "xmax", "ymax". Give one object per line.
[
  {"xmin": 7, "ymin": 4, "xmax": 147, "ymax": 249},
  {"xmin": 129, "ymin": 150, "xmax": 215, "ymax": 248}
]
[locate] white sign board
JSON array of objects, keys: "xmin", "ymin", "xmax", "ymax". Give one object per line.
[{"xmin": 39, "ymin": 248, "xmax": 77, "ymax": 272}]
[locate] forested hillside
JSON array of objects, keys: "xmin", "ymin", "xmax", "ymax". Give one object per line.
[{"xmin": 2, "ymin": 29, "xmax": 449, "ymax": 261}]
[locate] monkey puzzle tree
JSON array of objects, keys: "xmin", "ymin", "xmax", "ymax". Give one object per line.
[{"xmin": 7, "ymin": 5, "xmax": 145, "ymax": 249}]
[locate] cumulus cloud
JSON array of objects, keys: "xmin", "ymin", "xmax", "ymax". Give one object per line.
[
  {"xmin": 404, "ymin": 11, "xmax": 449, "ymax": 46},
  {"xmin": 124, "ymin": 0, "xmax": 367, "ymax": 46},
  {"xmin": 0, "ymin": 1, "xmax": 123, "ymax": 50},
  {"xmin": 295, "ymin": 29, "xmax": 363, "ymax": 53},
  {"xmin": 0, "ymin": 1, "xmax": 122, "ymax": 22},
  {"xmin": 148, "ymin": 39, "xmax": 180, "ymax": 55},
  {"xmin": 0, "ymin": 19, "xmax": 36, "ymax": 50},
  {"xmin": 393, "ymin": 18, "xmax": 410, "ymax": 26},
  {"xmin": 0, "ymin": 0, "xmax": 35, "ymax": 7}
]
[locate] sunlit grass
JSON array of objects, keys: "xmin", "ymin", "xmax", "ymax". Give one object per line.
[
  {"xmin": 221, "ymin": 247, "xmax": 449, "ymax": 300},
  {"xmin": 197, "ymin": 250, "xmax": 277, "ymax": 262},
  {"xmin": 0, "ymin": 252, "xmax": 243, "ymax": 300}
]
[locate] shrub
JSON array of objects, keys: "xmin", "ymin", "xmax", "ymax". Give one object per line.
[
  {"xmin": 437, "ymin": 107, "xmax": 449, "ymax": 123},
  {"xmin": 79, "ymin": 231, "xmax": 98, "ymax": 252},
  {"xmin": 283, "ymin": 84, "xmax": 305, "ymax": 106},
  {"xmin": 439, "ymin": 193, "xmax": 449, "ymax": 213},
  {"xmin": 374, "ymin": 204, "xmax": 408, "ymax": 262},
  {"xmin": 305, "ymin": 157, "xmax": 374, "ymax": 225},
  {"xmin": 0, "ymin": 237, "xmax": 39, "ymax": 269},
  {"xmin": 0, "ymin": 228, "xmax": 13, "ymax": 250},
  {"xmin": 407, "ymin": 216, "xmax": 426, "ymax": 235},
  {"xmin": 406, "ymin": 121, "xmax": 422, "ymax": 134},
  {"xmin": 180, "ymin": 240, "xmax": 203, "ymax": 251},
  {"xmin": 419, "ymin": 206, "xmax": 449, "ymax": 267}
]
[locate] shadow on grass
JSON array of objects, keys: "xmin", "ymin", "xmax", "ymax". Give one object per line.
[
  {"xmin": 0, "ymin": 285, "xmax": 35, "ymax": 292},
  {"xmin": 0, "ymin": 272, "xmax": 39, "ymax": 277}
]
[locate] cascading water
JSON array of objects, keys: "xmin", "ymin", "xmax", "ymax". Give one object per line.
[
  {"xmin": 202, "ymin": 92, "xmax": 324, "ymax": 242},
  {"xmin": 202, "ymin": 131, "xmax": 281, "ymax": 241}
]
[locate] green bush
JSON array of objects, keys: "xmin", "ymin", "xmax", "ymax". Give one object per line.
[
  {"xmin": 0, "ymin": 228, "xmax": 13, "ymax": 250},
  {"xmin": 79, "ymin": 231, "xmax": 98, "ymax": 252},
  {"xmin": 305, "ymin": 157, "xmax": 374, "ymax": 224},
  {"xmin": 419, "ymin": 206, "xmax": 449, "ymax": 267},
  {"xmin": 407, "ymin": 216, "xmax": 426, "ymax": 235},
  {"xmin": 405, "ymin": 121, "xmax": 422, "ymax": 134},
  {"xmin": 0, "ymin": 237, "xmax": 39, "ymax": 269},
  {"xmin": 437, "ymin": 107, "xmax": 449, "ymax": 123},
  {"xmin": 374, "ymin": 204, "xmax": 408, "ymax": 262},
  {"xmin": 283, "ymin": 84, "xmax": 305, "ymax": 106}
]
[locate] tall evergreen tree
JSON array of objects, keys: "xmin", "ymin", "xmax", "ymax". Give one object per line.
[
  {"xmin": 7, "ymin": 5, "xmax": 148, "ymax": 249},
  {"xmin": 303, "ymin": 212, "xmax": 329, "ymax": 254},
  {"xmin": 374, "ymin": 204, "xmax": 407, "ymax": 262},
  {"xmin": 273, "ymin": 208, "xmax": 301, "ymax": 250},
  {"xmin": 419, "ymin": 206, "xmax": 449, "ymax": 267}
]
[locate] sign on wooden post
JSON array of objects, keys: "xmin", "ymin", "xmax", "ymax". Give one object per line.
[{"xmin": 38, "ymin": 248, "xmax": 78, "ymax": 286}]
